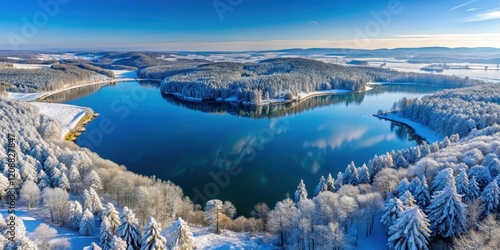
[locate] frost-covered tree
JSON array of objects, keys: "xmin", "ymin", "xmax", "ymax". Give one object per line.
[
  {"xmin": 69, "ymin": 200, "xmax": 83, "ymax": 230},
  {"xmin": 111, "ymin": 236, "xmax": 128, "ymax": 250},
  {"xmin": 87, "ymin": 169, "xmax": 103, "ymax": 191},
  {"xmin": 400, "ymin": 190, "xmax": 416, "ymax": 207},
  {"xmin": 169, "ymin": 217, "xmax": 194, "ymax": 250},
  {"xmin": 430, "ymin": 168, "xmax": 454, "ymax": 194},
  {"xmin": 313, "ymin": 176, "xmax": 328, "ymax": 197},
  {"xmin": 387, "ymin": 206, "xmax": 431, "ymax": 250},
  {"xmin": 479, "ymin": 179, "xmax": 500, "ymax": 219},
  {"xmin": 87, "ymin": 242, "xmax": 103, "ymax": 250},
  {"xmin": 250, "ymin": 202, "xmax": 270, "ymax": 231},
  {"xmin": 90, "ymin": 188, "xmax": 104, "ymax": 215},
  {"xmin": 140, "ymin": 217, "xmax": 166, "ymax": 250},
  {"xmin": 343, "ymin": 161, "xmax": 359, "ymax": 185},
  {"xmin": 20, "ymin": 180, "xmax": 40, "ymax": 209},
  {"xmin": 100, "ymin": 216, "xmax": 114, "ymax": 250},
  {"xmin": 103, "ymin": 202, "xmax": 121, "ymax": 234},
  {"xmin": 396, "ymin": 178, "xmax": 410, "ymax": 197},
  {"xmin": 69, "ymin": 165, "xmax": 82, "ymax": 194},
  {"xmin": 465, "ymin": 176, "xmax": 481, "ymax": 202},
  {"xmin": 326, "ymin": 173, "xmax": 335, "ymax": 192},
  {"xmin": 33, "ymin": 223, "xmax": 57, "ymax": 250},
  {"xmin": 204, "ymin": 199, "xmax": 236, "ymax": 234},
  {"xmin": 469, "ymin": 165, "xmax": 492, "ymax": 190},
  {"xmin": 414, "ymin": 176, "xmax": 431, "ymax": 209},
  {"xmin": 358, "ymin": 164, "xmax": 371, "ymax": 184},
  {"xmin": 456, "ymin": 169, "xmax": 470, "ymax": 196},
  {"xmin": 80, "ymin": 208, "xmax": 95, "ymax": 236},
  {"xmin": 58, "ymin": 172, "xmax": 70, "ymax": 191},
  {"xmin": 116, "ymin": 207, "xmax": 142, "ymax": 250},
  {"xmin": 267, "ymin": 198, "xmax": 299, "ymax": 247},
  {"xmin": 294, "ymin": 179, "xmax": 308, "ymax": 203},
  {"xmin": 381, "ymin": 198, "xmax": 405, "ymax": 231},
  {"xmin": 83, "ymin": 189, "xmax": 93, "ymax": 212},
  {"xmin": 427, "ymin": 180, "xmax": 467, "ymax": 238},
  {"xmin": 42, "ymin": 187, "xmax": 69, "ymax": 225}
]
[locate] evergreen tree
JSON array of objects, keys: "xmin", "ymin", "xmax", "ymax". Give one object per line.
[
  {"xmin": 294, "ymin": 179, "xmax": 308, "ymax": 203},
  {"xmin": 456, "ymin": 169, "xmax": 469, "ymax": 196},
  {"xmin": 83, "ymin": 189, "xmax": 93, "ymax": 212},
  {"xmin": 381, "ymin": 198, "xmax": 405, "ymax": 231},
  {"xmin": 140, "ymin": 217, "xmax": 166, "ymax": 250},
  {"xmin": 116, "ymin": 207, "xmax": 142, "ymax": 250},
  {"xmin": 396, "ymin": 178, "xmax": 410, "ymax": 197},
  {"xmin": 169, "ymin": 217, "xmax": 195, "ymax": 250},
  {"xmin": 313, "ymin": 176, "xmax": 328, "ymax": 197},
  {"xmin": 408, "ymin": 177, "xmax": 421, "ymax": 195},
  {"xmin": 88, "ymin": 169, "xmax": 103, "ymax": 191},
  {"xmin": 100, "ymin": 216, "xmax": 113, "ymax": 250},
  {"xmin": 427, "ymin": 180, "xmax": 467, "ymax": 238},
  {"xmin": 430, "ymin": 168, "xmax": 454, "ymax": 194},
  {"xmin": 358, "ymin": 164, "xmax": 371, "ymax": 184},
  {"xmin": 387, "ymin": 206, "xmax": 431, "ymax": 250},
  {"xmin": 58, "ymin": 172, "xmax": 70, "ymax": 191},
  {"xmin": 104, "ymin": 202, "xmax": 121, "ymax": 234},
  {"xmin": 111, "ymin": 235, "xmax": 128, "ymax": 250},
  {"xmin": 414, "ymin": 176, "xmax": 431, "ymax": 209},
  {"xmin": 465, "ymin": 176, "xmax": 481, "ymax": 202},
  {"xmin": 479, "ymin": 179, "xmax": 500, "ymax": 219},
  {"xmin": 80, "ymin": 208, "xmax": 95, "ymax": 236},
  {"xmin": 399, "ymin": 190, "xmax": 416, "ymax": 207},
  {"xmin": 343, "ymin": 161, "xmax": 359, "ymax": 185},
  {"xmin": 69, "ymin": 165, "xmax": 82, "ymax": 194},
  {"xmin": 90, "ymin": 188, "xmax": 104, "ymax": 215},
  {"xmin": 69, "ymin": 200, "xmax": 83, "ymax": 230},
  {"xmin": 326, "ymin": 173, "xmax": 335, "ymax": 192}
]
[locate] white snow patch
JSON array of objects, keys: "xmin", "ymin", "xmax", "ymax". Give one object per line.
[
  {"xmin": 112, "ymin": 70, "xmax": 138, "ymax": 78},
  {"xmin": 7, "ymin": 92, "xmax": 47, "ymax": 101},
  {"xmin": 31, "ymin": 102, "xmax": 89, "ymax": 139},
  {"xmin": 190, "ymin": 227, "xmax": 277, "ymax": 250},
  {"xmin": 298, "ymin": 89, "xmax": 351, "ymax": 99},
  {"xmin": 374, "ymin": 113, "xmax": 444, "ymax": 143},
  {"xmin": 12, "ymin": 63, "xmax": 52, "ymax": 69}
]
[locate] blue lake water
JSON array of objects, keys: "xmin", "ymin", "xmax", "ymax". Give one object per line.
[{"xmin": 57, "ymin": 81, "xmax": 445, "ymax": 215}]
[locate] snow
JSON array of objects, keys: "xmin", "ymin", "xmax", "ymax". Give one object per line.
[
  {"xmin": 31, "ymin": 102, "xmax": 89, "ymax": 139},
  {"xmin": 111, "ymin": 70, "xmax": 138, "ymax": 78},
  {"xmin": 357, "ymin": 213, "xmax": 388, "ymax": 250},
  {"xmin": 182, "ymin": 226, "xmax": 277, "ymax": 250},
  {"xmin": 12, "ymin": 63, "xmax": 52, "ymax": 69},
  {"xmin": 0, "ymin": 209, "xmax": 98, "ymax": 249},
  {"xmin": 374, "ymin": 113, "xmax": 444, "ymax": 143},
  {"xmin": 7, "ymin": 92, "xmax": 47, "ymax": 101},
  {"xmin": 297, "ymin": 89, "xmax": 351, "ymax": 100}
]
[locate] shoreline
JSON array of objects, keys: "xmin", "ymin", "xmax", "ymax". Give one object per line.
[{"xmin": 373, "ymin": 112, "xmax": 444, "ymax": 143}]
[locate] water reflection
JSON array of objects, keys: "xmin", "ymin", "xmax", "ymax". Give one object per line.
[{"xmin": 43, "ymin": 83, "xmax": 108, "ymax": 103}]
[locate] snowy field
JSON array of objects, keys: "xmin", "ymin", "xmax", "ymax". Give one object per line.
[
  {"xmin": 12, "ymin": 63, "xmax": 52, "ymax": 69},
  {"xmin": 111, "ymin": 70, "xmax": 138, "ymax": 78},
  {"xmin": 0, "ymin": 209, "xmax": 98, "ymax": 249},
  {"xmin": 374, "ymin": 113, "xmax": 444, "ymax": 143},
  {"xmin": 6, "ymin": 92, "xmax": 47, "ymax": 101},
  {"xmin": 31, "ymin": 102, "xmax": 89, "ymax": 139}
]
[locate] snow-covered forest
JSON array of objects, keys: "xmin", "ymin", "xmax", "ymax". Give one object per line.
[
  {"xmin": 157, "ymin": 58, "xmax": 478, "ymax": 104},
  {"xmin": 0, "ymin": 64, "xmax": 111, "ymax": 93}
]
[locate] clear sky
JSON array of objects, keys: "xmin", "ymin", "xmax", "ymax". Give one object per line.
[{"xmin": 0, "ymin": 0, "xmax": 499, "ymax": 51}]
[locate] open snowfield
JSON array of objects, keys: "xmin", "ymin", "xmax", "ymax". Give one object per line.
[
  {"xmin": 374, "ymin": 113, "xmax": 444, "ymax": 143},
  {"xmin": 111, "ymin": 70, "xmax": 138, "ymax": 78},
  {"xmin": 6, "ymin": 92, "xmax": 47, "ymax": 101},
  {"xmin": 31, "ymin": 102, "xmax": 89, "ymax": 139},
  {"xmin": 12, "ymin": 63, "xmax": 52, "ymax": 69},
  {"xmin": 0, "ymin": 209, "xmax": 98, "ymax": 249}
]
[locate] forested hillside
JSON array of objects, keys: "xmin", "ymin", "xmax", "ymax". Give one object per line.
[
  {"xmin": 394, "ymin": 83, "xmax": 500, "ymax": 137},
  {"xmin": 158, "ymin": 58, "xmax": 478, "ymax": 104},
  {"xmin": 0, "ymin": 64, "xmax": 108, "ymax": 92}
]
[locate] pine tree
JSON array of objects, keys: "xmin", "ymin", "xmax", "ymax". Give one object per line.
[
  {"xmin": 111, "ymin": 235, "xmax": 128, "ymax": 250},
  {"xmin": 90, "ymin": 188, "xmax": 104, "ymax": 215},
  {"xmin": 88, "ymin": 169, "xmax": 103, "ymax": 191},
  {"xmin": 313, "ymin": 176, "xmax": 328, "ymax": 197},
  {"xmin": 343, "ymin": 161, "xmax": 359, "ymax": 185},
  {"xmin": 408, "ymin": 177, "xmax": 421, "ymax": 195},
  {"xmin": 58, "ymin": 172, "xmax": 70, "ymax": 191},
  {"xmin": 335, "ymin": 172, "xmax": 343, "ymax": 190},
  {"xmin": 100, "ymin": 216, "xmax": 113, "ymax": 250},
  {"xmin": 414, "ymin": 176, "xmax": 431, "ymax": 209},
  {"xmin": 80, "ymin": 208, "xmax": 95, "ymax": 236},
  {"xmin": 479, "ymin": 179, "xmax": 500, "ymax": 219},
  {"xmin": 69, "ymin": 200, "xmax": 83, "ymax": 230},
  {"xmin": 456, "ymin": 169, "xmax": 469, "ymax": 196},
  {"xmin": 465, "ymin": 176, "xmax": 481, "ymax": 202},
  {"xmin": 116, "ymin": 207, "xmax": 142, "ymax": 250},
  {"xmin": 83, "ymin": 189, "xmax": 93, "ymax": 212},
  {"xmin": 140, "ymin": 217, "xmax": 166, "ymax": 250},
  {"xmin": 358, "ymin": 164, "xmax": 370, "ymax": 184},
  {"xmin": 430, "ymin": 168, "xmax": 454, "ymax": 194},
  {"xmin": 381, "ymin": 198, "xmax": 405, "ymax": 231},
  {"xmin": 387, "ymin": 206, "xmax": 431, "ymax": 250},
  {"xmin": 169, "ymin": 217, "xmax": 195, "ymax": 250},
  {"xmin": 427, "ymin": 180, "xmax": 467, "ymax": 238},
  {"xmin": 104, "ymin": 202, "xmax": 121, "ymax": 234},
  {"xmin": 88, "ymin": 242, "xmax": 103, "ymax": 250},
  {"xmin": 326, "ymin": 173, "xmax": 335, "ymax": 192},
  {"xmin": 294, "ymin": 179, "xmax": 308, "ymax": 203},
  {"xmin": 396, "ymin": 178, "xmax": 410, "ymax": 197},
  {"xmin": 399, "ymin": 190, "xmax": 416, "ymax": 207},
  {"xmin": 69, "ymin": 165, "xmax": 82, "ymax": 194}
]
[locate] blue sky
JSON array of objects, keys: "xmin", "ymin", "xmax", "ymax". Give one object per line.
[{"xmin": 0, "ymin": 0, "xmax": 499, "ymax": 50}]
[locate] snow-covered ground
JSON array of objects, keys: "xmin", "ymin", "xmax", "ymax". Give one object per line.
[
  {"xmin": 112, "ymin": 70, "xmax": 138, "ymax": 78},
  {"xmin": 6, "ymin": 92, "xmax": 47, "ymax": 101},
  {"xmin": 12, "ymin": 63, "xmax": 52, "ymax": 69},
  {"xmin": 374, "ymin": 113, "xmax": 444, "ymax": 143},
  {"xmin": 31, "ymin": 102, "xmax": 89, "ymax": 139},
  {"xmin": 0, "ymin": 209, "xmax": 98, "ymax": 249},
  {"xmin": 191, "ymin": 227, "xmax": 277, "ymax": 250},
  {"xmin": 297, "ymin": 89, "xmax": 351, "ymax": 100}
]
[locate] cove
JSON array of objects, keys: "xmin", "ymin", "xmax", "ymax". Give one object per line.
[{"xmin": 57, "ymin": 81, "xmax": 445, "ymax": 215}]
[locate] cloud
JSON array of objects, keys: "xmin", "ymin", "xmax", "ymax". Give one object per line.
[
  {"xmin": 466, "ymin": 8, "xmax": 479, "ymax": 11},
  {"xmin": 303, "ymin": 127, "xmax": 367, "ymax": 150},
  {"xmin": 309, "ymin": 20, "xmax": 319, "ymax": 24},
  {"xmin": 463, "ymin": 9, "xmax": 500, "ymax": 22},
  {"xmin": 449, "ymin": 0, "xmax": 477, "ymax": 11}
]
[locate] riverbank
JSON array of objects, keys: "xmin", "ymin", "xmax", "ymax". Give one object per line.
[{"xmin": 373, "ymin": 112, "xmax": 444, "ymax": 143}]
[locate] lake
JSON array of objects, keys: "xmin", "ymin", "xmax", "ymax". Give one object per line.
[{"xmin": 58, "ymin": 81, "xmax": 445, "ymax": 215}]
